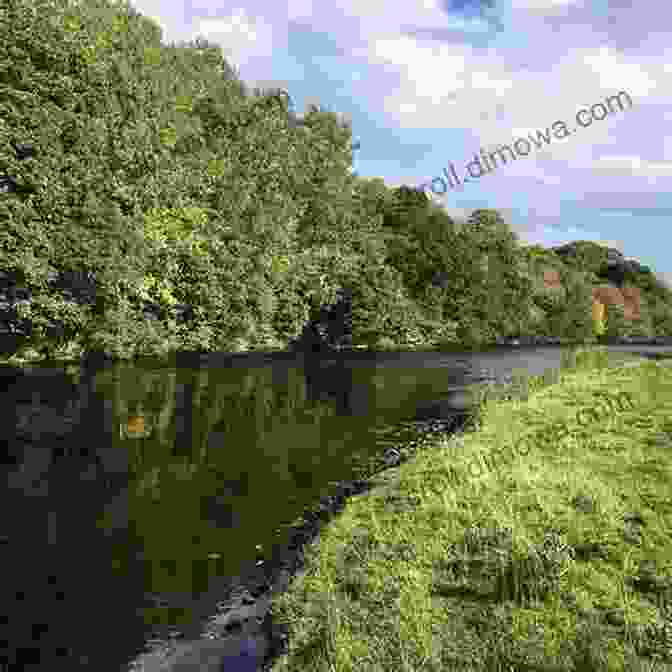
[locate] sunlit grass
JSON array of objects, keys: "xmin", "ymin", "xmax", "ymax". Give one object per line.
[{"xmin": 269, "ymin": 347, "xmax": 672, "ymax": 671}]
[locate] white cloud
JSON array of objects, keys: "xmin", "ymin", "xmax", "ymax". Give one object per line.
[
  {"xmin": 189, "ymin": 8, "xmax": 274, "ymax": 68},
  {"xmin": 510, "ymin": 0, "xmax": 581, "ymax": 10},
  {"xmin": 595, "ymin": 155, "xmax": 672, "ymax": 179},
  {"xmin": 287, "ymin": 0, "xmax": 315, "ymax": 21},
  {"xmin": 580, "ymin": 47, "xmax": 657, "ymax": 98}
]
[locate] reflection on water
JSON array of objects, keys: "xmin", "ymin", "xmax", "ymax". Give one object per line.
[{"xmin": 0, "ymin": 345, "xmax": 650, "ymax": 670}]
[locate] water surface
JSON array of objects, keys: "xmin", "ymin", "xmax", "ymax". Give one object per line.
[{"xmin": 1, "ymin": 345, "xmax": 667, "ymax": 670}]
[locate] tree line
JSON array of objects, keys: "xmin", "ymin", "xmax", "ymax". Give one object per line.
[{"xmin": 1, "ymin": 0, "xmax": 671, "ymax": 363}]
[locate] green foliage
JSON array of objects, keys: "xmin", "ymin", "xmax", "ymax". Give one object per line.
[
  {"xmin": 624, "ymin": 313, "xmax": 652, "ymax": 339},
  {"xmin": 604, "ymin": 301, "xmax": 628, "ymax": 339},
  {"xmin": 1, "ymin": 0, "xmax": 671, "ymax": 363},
  {"xmin": 553, "ymin": 241, "xmax": 610, "ymax": 273},
  {"xmin": 383, "ymin": 185, "xmax": 429, "ymax": 232},
  {"xmin": 449, "ymin": 210, "xmax": 535, "ymax": 340},
  {"xmin": 520, "ymin": 244, "xmax": 549, "ymax": 260},
  {"xmin": 592, "ymin": 305, "xmax": 606, "ymax": 338},
  {"xmin": 559, "ymin": 274, "xmax": 595, "ymax": 341},
  {"xmin": 345, "ymin": 243, "xmax": 428, "ymax": 348},
  {"xmin": 351, "ymin": 176, "xmax": 393, "ymax": 230},
  {"xmin": 650, "ymin": 299, "xmax": 672, "ymax": 337}
]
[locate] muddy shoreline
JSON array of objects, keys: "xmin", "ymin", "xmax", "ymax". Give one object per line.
[
  {"xmin": 127, "ymin": 478, "xmax": 389, "ymax": 672},
  {"xmin": 127, "ymin": 414, "xmax": 472, "ymax": 672}
]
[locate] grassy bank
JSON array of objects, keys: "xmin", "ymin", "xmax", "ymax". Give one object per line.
[{"xmin": 268, "ymin": 348, "xmax": 672, "ymax": 671}]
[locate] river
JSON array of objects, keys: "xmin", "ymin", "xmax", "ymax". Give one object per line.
[{"xmin": 1, "ymin": 344, "xmax": 670, "ymax": 671}]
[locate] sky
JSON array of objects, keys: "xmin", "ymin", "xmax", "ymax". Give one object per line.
[{"xmin": 122, "ymin": 0, "xmax": 671, "ymax": 289}]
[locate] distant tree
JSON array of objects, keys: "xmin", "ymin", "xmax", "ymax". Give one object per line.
[
  {"xmin": 650, "ymin": 299, "xmax": 672, "ymax": 337},
  {"xmin": 562, "ymin": 274, "xmax": 595, "ymax": 342},
  {"xmin": 458, "ymin": 209, "xmax": 534, "ymax": 339},
  {"xmin": 382, "ymin": 185, "xmax": 429, "ymax": 231},
  {"xmin": 604, "ymin": 301, "xmax": 628, "ymax": 340},
  {"xmin": 592, "ymin": 300, "xmax": 606, "ymax": 338},
  {"xmin": 351, "ymin": 176, "xmax": 394, "ymax": 229}
]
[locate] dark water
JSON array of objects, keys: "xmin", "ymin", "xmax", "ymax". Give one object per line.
[{"xmin": 1, "ymin": 345, "xmax": 669, "ymax": 671}]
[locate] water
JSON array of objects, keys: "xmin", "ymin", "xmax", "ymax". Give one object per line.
[{"xmin": 1, "ymin": 344, "xmax": 668, "ymax": 671}]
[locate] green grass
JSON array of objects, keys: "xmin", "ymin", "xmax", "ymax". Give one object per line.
[{"xmin": 268, "ymin": 348, "xmax": 672, "ymax": 671}]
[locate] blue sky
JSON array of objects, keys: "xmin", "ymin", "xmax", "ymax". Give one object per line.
[{"xmin": 125, "ymin": 0, "xmax": 671, "ymax": 289}]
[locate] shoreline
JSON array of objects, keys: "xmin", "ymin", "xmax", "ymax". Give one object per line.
[
  {"xmin": 126, "ymin": 415, "xmax": 474, "ymax": 672},
  {"xmin": 125, "ymin": 347, "xmax": 672, "ymax": 672},
  {"xmin": 2, "ymin": 334, "xmax": 672, "ymax": 369},
  {"xmin": 7, "ymin": 346, "xmax": 672, "ymax": 670},
  {"xmin": 265, "ymin": 349, "xmax": 672, "ymax": 671}
]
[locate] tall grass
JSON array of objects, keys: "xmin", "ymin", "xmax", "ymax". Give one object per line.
[{"xmin": 268, "ymin": 346, "xmax": 672, "ymax": 672}]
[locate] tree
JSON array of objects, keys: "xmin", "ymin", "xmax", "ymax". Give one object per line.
[
  {"xmin": 2, "ymin": 0, "xmax": 671, "ymax": 363},
  {"xmin": 382, "ymin": 185, "xmax": 430, "ymax": 232},
  {"xmin": 650, "ymin": 300, "xmax": 672, "ymax": 337},
  {"xmin": 604, "ymin": 301, "xmax": 628, "ymax": 340},
  {"xmin": 0, "ymin": 0, "xmax": 371, "ymax": 358},
  {"xmin": 592, "ymin": 301, "xmax": 606, "ymax": 338},
  {"xmin": 562, "ymin": 274, "xmax": 595, "ymax": 342},
  {"xmin": 457, "ymin": 209, "xmax": 534, "ymax": 339}
]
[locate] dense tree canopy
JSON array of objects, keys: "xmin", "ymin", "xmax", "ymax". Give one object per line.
[{"xmin": 1, "ymin": 0, "xmax": 671, "ymax": 363}]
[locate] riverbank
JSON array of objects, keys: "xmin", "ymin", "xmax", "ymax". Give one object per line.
[
  {"xmin": 2, "ymin": 334, "xmax": 672, "ymax": 369},
  {"xmin": 266, "ymin": 349, "xmax": 672, "ymax": 671}
]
